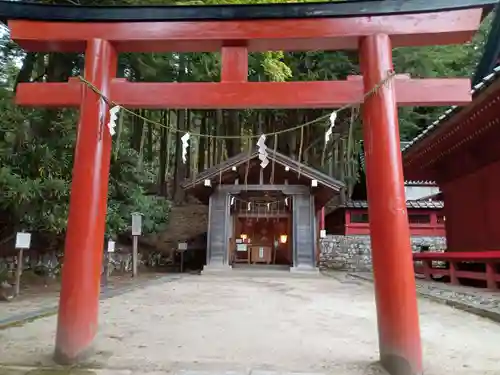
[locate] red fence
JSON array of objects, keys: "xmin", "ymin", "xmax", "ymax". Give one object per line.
[{"xmin": 413, "ymin": 251, "xmax": 500, "ymax": 290}]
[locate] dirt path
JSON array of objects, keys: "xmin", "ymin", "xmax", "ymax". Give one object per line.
[
  {"xmin": 0, "ymin": 273, "xmax": 172, "ymax": 327},
  {"xmin": 1, "ymin": 273, "xmax": 499, "ymax": 375}
]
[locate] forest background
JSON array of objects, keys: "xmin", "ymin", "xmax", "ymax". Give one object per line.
[{"xmin": 0, "ymin": 0, "xmax": 492, "ymax": 250}]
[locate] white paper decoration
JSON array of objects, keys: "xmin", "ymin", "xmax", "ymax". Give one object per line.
[
  {"xmin": 107, "ymin": 106, "xmax": 121, "ymax": 136},
  {"xmin": 325, "ymin": 111, "xmax": 337, "ymax": 145},
  {"xmin": 257, "ymin": 134, "xmax": 269, "ymax": 168},
  {"xmin": 181, "ymin": 132, "xmax": 190, "ymax": 164}
]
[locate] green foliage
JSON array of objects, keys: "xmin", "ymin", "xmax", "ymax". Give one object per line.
[
  {"xmin": 107, "ymin": 148, "xmax": 171, "ymax": 237},
  {"xmin": 0, "ymin": 42, "xmax": 171, "ymax": 240},
  {"xmin": 0, "ymin": 102, "xmax": 170, "ymax": 238}
]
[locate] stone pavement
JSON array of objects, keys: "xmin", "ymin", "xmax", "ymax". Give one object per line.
[
  {"xmin": 1, "ymin": 272, "xmax": 500, "ymax": 375},
  {"xmin": 347, "ymin": 271, "xmax": 500, "ymax": 323},
  {"xmin": 0, "ymin": 367, "xmax": 386, "ymax": 375}
]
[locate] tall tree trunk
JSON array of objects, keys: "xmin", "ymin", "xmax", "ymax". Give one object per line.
[
  {"xmin": 211, "ymin": 121, "xmax": 216, "ymax": 168},
  {"xmin": 147, "ymin": 120, "xmax": 153, "ymax": 162},
  {"xmin": 339, "ymin": 137, "xmax": 346, "ymax": 203},
  {"xmin": 14, "ymin": 52, "xmax": 36, "ymax": 92},
  {"xmin": 131, "ymin": 110, "xmax": 143, "ymax": 152},
  {"xmin": 159, "ymin": 110, "xmax": 169, "ymax": 196},
  {"xmin": 215, "ymin": 109, "xmax": 224, "ymax": 165},
  {"xmin": 287, "ymin": 111, "xmax": 301, "ymax": 159},
  {"xmin": 137, "ymin": 113, "xmax": 147, "ymax": 170},
  {"xmin": 332, "ymin": 135, "xmax": 339, "ymax": 179},
  {"xmin": 166, "ymin": 110, "xmax": 174, "ymax": 185},
  {"xmin": 198, "ymin": 114, "xmax": 207, "ymax": 171},
  {"xmin": 215, "ymin": 109, "xmax": 223, "ymax": 164},
  {"xmin": 36, "ymin": 53, "xmax": 75, "ymax": 138},
  {"xmin": 173, "ymin": 109, "xmax": 187, "ymax": 204},
  {"xmin": 186, "ymin": 110, "xmax": 192, "ymax": 178},
  {"xmin": 225, "ymin": 110, "xmax": 241, "ymax": 157},
  {"xmin": 207, "ymin": 112, "xmax": 213, "ymax": 168},
  {"xmin": 346, "ymin": 110, "xmax": 356, "ymax": 199},
  {"xmin": 115, "ymin": 108, "xmax": 125, "ymax": 158}
]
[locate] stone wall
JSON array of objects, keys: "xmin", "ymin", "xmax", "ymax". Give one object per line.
[
  {"xmin": 320, "ymin": 234, "xmax": 446, "ymax": 272},
  {"xmin": 0, "ymin": 249, "xmax": 173, "ymax": 284}
]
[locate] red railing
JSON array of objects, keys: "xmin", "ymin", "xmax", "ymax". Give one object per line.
[
  {"xmin": 345, "ymin": 209, "xmax": 446, "ymax": 236},
  {"xmin": 413, "ymin": 251, "xmax": 500, "ymax": 290}
]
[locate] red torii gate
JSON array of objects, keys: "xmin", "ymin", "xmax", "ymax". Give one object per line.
[{"xmin": 5, "ymin": 2, "xmax": 489, "ymax": 374}]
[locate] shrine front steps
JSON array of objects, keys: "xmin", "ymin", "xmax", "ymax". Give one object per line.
[{"xmin": 202, "ymin": 263, "xmax": 321, "ymax": 278}]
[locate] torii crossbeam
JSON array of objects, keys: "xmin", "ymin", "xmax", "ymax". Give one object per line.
[{"xmin": 4, "ymin": 1, "xmax": 495, "ymax": 374}]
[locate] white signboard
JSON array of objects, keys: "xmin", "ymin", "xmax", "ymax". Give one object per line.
[
  {"xmin": 15, "ymin": 232, "xmax": 31, "ymax": 249},
  {"xmin": 320, "ymin": 229, "xmax": 327, "ymax": 239},
  {"xmin": 107, "ymin": 240, "xmax": 116, "ymax": 253},
  {"xmin": 178, "ymin": 242, "xmax": 188, "ymax": 251},
  {"xmin": 131, "ymin": 213, "xmax": 142, "ymax": 236},
  {"xmin": 236, "ymin": 243, "xmax": 247, "ymax": 252}
]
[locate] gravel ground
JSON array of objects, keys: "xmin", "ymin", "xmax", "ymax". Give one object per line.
[
  {"xmin": 416, "ymin": 280, "xmax": 500, "ymax": 311},
  {"xmin": 1, "ymin": 273, "xmax": 499, "ymax": 375},
  {"xmin": 0, "ymin": 273, "xmax": 173, "ymax": 328},
  {"xmin": 0, "ymin": 295, "xmax": 59, "ymax": 321},
  {"xmin": 348, "ymin": 272, "xmax": 500, "ymax": 319}
]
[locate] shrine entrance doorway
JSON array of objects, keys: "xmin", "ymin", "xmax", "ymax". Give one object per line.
[{"xmin": 231, "ymin": 195, "xmax": 292, "ymax": 268}]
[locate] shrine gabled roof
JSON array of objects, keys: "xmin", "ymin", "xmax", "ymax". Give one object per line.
[
  {"xmin": 402, "ymin": 64, "xmax": 500, "ymax": 155},
  {"xmin": 0, "ymin": 0, "xmax": 496, "ymax": 22},
  {"xmin": 182, "ymin": 149, "xmax": 345, "ymax": 192},
  {"xmin": 358, "ymin": 140, "xmax": 437, "ymax": 186}
]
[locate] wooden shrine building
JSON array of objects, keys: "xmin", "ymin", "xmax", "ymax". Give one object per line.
[
  {"xmin": 404, "ymin": 65, "xmax": 500, "ymax": 252},
  {"xmin": 183, "ymin": 150, "xmax": 344, "ymax": 272}
]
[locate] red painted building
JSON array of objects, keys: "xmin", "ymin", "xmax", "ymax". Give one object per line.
[
  {"xmin": 326, "ymin": 200, "xmax": 445, "ymax": 237},
  {"xmin": 404, "ymin": 65, "xmax": 500, "ymax": 253},
  {"xmin": 326, "ymin": 142, "xmax": 446, "ymax": 240}
]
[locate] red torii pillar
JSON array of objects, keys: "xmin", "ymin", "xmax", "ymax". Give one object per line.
[
  {"xmin": 54, "ymin": 39, "xmax": 117, "ymax": 363},
  {"xmin": 360, "ymin": 34, "xmax": 422, "ymax": 374},
  {"xmin": 8, "ymin": 9, "xmax": 482, "ymax": 374}
]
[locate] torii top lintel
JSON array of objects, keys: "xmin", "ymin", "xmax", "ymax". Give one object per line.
[{"xmin": 3, "ymin": 0, "xmax": 495, "ymax": 53}]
